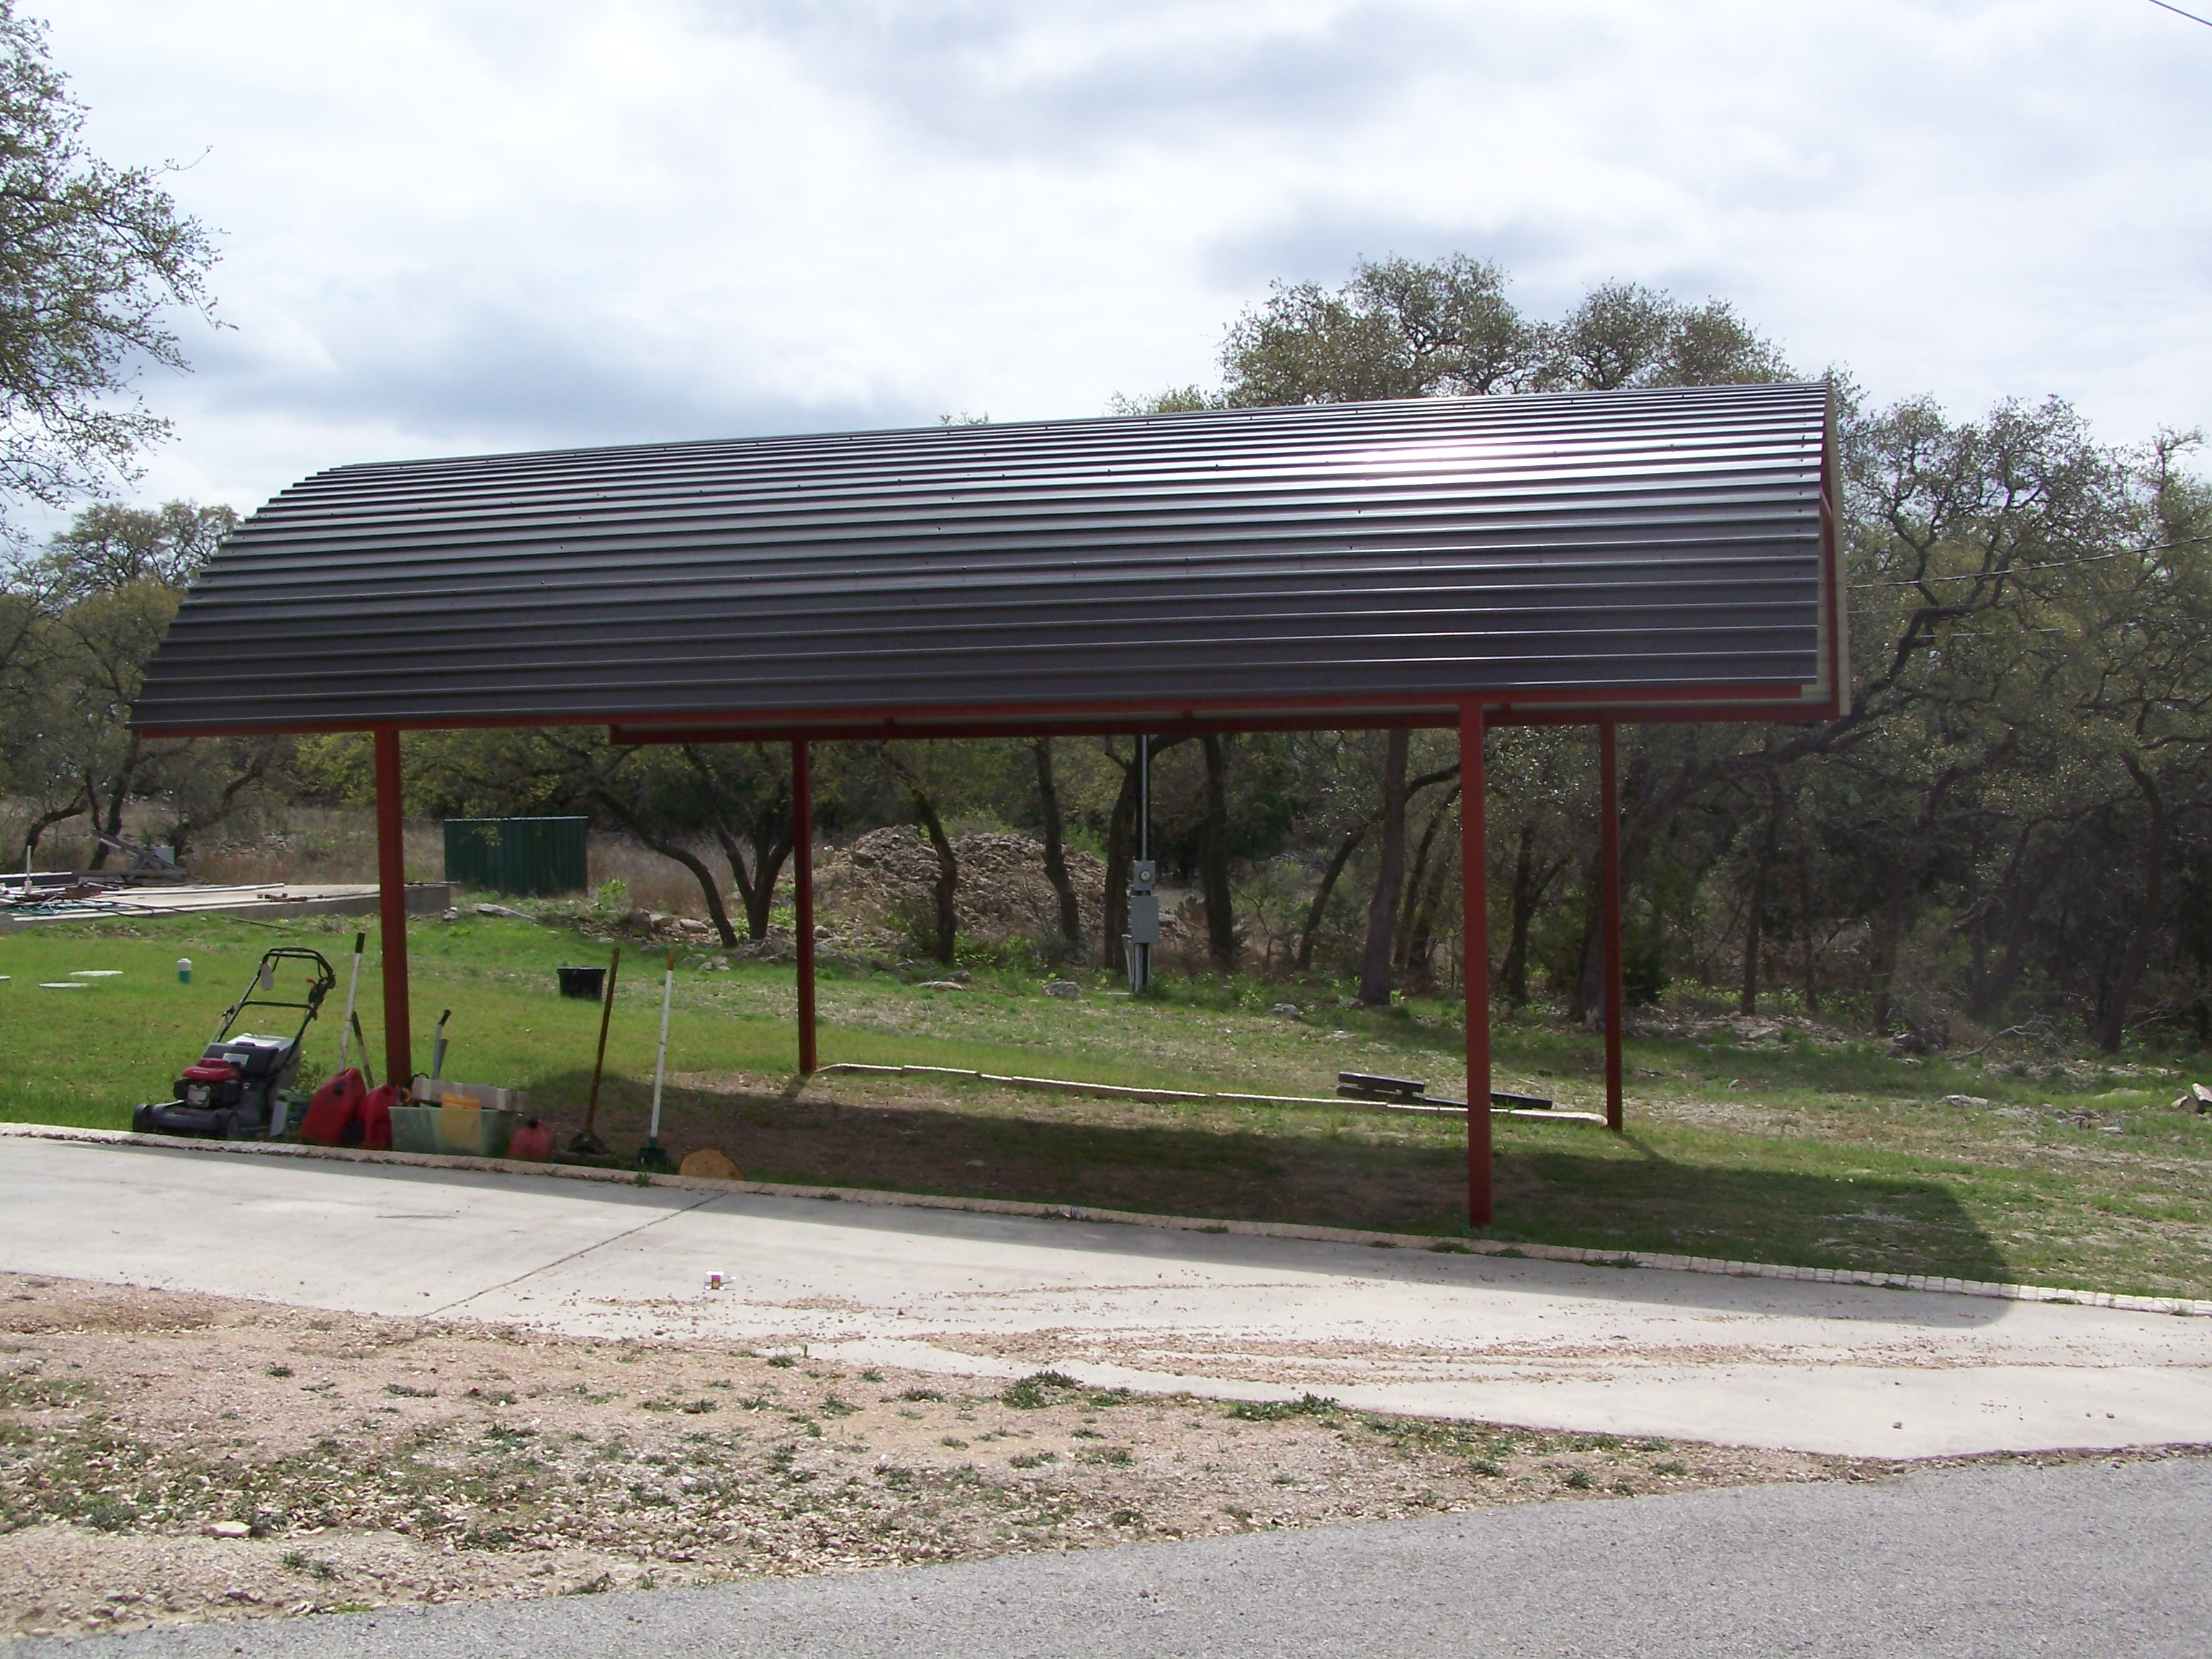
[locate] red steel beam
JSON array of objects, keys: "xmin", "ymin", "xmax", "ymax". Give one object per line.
[
  {"xmin": 138, "ymin": 676, "xmax": 1840, "ymax": 743},
  {"xmin": 1460, "ymin": 699, "xmax": 1492, "ymax": 1228},
  {"xmin": 372, "ymin": 726, "xmax": 412, "ymax": 1087},
  {"xmin": 793, "ymin": 737, "xmax": 817, "ymax": 1076},
  {"xmin": 604, "ymin": 698, "xmax": 1835, "ymax": 747},
  {"xmin": 1599, "ymin": 718, "xmax": 1624, "ymax": 1133}
]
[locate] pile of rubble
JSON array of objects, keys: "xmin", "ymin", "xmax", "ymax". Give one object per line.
[{"xmin": 810, "ymin": 827, "xmax": 1107, "ymax": 958}]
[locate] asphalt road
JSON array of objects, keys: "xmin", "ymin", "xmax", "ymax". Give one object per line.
[{"xmin": 31, "ymin": 1455, "xmax": 2209, "ymax": 1658}]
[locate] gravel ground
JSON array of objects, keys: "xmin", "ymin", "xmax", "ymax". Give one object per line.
[{"xmin": 0, "ymin": 1272, "xmax": 2127, "ymax": 1643}]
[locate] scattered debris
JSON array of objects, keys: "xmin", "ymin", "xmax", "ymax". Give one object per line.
[
  {"xmin": 1889, "ymin": 1020, "xmax": 1950, "ymax": 1057},
  {"xmin": 1622, "ymin": 1012, "xmax": 1850, "ymax": 1047}
]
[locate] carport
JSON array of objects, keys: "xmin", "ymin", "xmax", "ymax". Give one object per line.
[{"xmin": 132, "ymin": 381, "xmax": 1847, "ymax": 1226}]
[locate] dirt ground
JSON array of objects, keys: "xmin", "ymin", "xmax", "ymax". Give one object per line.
[{"xmin": 0, "ymin": 1272, "xmax": 2049, "ymax": 1642}]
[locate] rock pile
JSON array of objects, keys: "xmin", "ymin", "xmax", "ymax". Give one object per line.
[{"xmin": 811, "ymin": 827, "xmax": 1106, "ymax": 958}]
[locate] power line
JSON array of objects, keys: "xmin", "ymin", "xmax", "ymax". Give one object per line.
[{"xmin": 2148, "ymin": 0, "xmax": 2212, "ymax": 28}]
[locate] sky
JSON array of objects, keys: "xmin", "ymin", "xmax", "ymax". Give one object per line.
[{"xmin": 39, "ymin": 0, "xmax": 2212, "ymax": 523}]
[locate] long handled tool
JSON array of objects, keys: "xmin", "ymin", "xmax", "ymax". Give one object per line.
[
  {"xmin": 430, "ymin": 1008, "xmax": 453, "ymax": 1084},
  {"xmin": 634, "ymin": 948, "xmax": 676, "ymax": 1173},
  {"xmin": 570, "ymin": 946, "xmax": 619, "ymax": 1156},
  {"xmin": 336, "ymin": 931, "xmax": 365, "ymax": 1072},
  {"xmin": 349, "ymin": 1012, "xmax": 375, "ymax": 1087}
]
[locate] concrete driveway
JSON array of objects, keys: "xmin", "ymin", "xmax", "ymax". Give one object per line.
[{"xmin": 1, "ymin": 1134, "xmax": 2206, "ymax": 1458}]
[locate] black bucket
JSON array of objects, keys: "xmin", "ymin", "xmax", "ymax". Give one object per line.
[{"xmin": 557, "ymin": 965, "xmax": 607, "ymax": 1001}]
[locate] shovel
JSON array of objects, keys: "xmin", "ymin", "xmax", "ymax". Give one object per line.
[
  {"xmin": 634, "ymin": 948, "xmax": 676, "ymax": 1174},
  {"xmin": 336, "ymin": 931, "xmax": 364, "ymax": 1072},
  {"xmin": 570, "ymin": 946, "xmax": 619, "ymax": 1156}
]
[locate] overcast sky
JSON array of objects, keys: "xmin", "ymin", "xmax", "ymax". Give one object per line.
[{"xmin": 42, "ymin": 0, "xmax": 2212, "ymax": 521}]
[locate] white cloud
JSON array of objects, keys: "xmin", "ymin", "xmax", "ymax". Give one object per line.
[{"xmin": 37, "ymin": 0, "xmax": 2212, "ymax": 523}]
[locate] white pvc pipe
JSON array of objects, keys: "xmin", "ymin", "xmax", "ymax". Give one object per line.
[{"xmin": 648, "ymin": 953, "xmax": 675, "ymax": 1143}]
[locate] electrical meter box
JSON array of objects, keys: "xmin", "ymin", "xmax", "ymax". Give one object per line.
[{"xmin": 1128, "ymin": 860, "xmax": 1160, "ymax": 945}]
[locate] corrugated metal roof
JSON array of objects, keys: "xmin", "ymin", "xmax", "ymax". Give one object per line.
[{"xmin": 133, "ymin": 381, "xmax": 1843, "ymax": 737}]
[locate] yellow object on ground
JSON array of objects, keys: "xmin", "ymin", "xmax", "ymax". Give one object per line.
[{"xmin": 678, "ymin": 1147, "xmax": 743, "ymax": 1180}]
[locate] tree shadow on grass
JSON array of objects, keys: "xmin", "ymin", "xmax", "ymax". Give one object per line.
[{"xmin": 533, "ymin": 1072, "xmax": 2013, "ymax": 1292}]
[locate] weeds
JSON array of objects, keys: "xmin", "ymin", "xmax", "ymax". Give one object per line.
[
  {"xmin": 1000, "ymin": 1371, "xmax": 1082, "ymax": 1409},
  {"xmin": 1228, "ymin": 1394, "xmax": 1338, "ymax": 1422}
]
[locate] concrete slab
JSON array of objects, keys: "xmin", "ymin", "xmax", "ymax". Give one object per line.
[
  {"xmin": 2, "ymin": 1134, "xmax": 2206, "ymax": 1459},
  {"xmin": 0, "ymin": 882, "xmax": 449, "ymax": 932}
]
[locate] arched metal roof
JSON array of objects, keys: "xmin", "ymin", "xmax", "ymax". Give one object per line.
[{"xmin": 133, "ymin": 380, "xmax": 1845, "ymax": 739}]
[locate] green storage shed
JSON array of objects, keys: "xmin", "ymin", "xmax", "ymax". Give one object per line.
[{"xmin": 442, "ymin": 817, "xmax": 589, "ymax": 896}]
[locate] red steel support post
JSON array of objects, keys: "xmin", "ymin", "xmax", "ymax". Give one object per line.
[
  {"xmin": 372, "ymin": 727, "xmax": 412, "ymax": 1087},
  {"xmin": 1599, "ymin": 718, "xmax": 1624, "ymax": 1133},
  {"xmin": 1460, "ymin": 700, "xmax": 1492, "ymax": 1227},
  {"xmin": 793, "ymin": 738, "xmax": 817, "ymax": 1075}
]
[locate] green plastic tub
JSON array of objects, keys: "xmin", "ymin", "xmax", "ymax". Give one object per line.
[{"xmin": 388, "ymin": 1103, "xmax": 516, "ymax": 1159}]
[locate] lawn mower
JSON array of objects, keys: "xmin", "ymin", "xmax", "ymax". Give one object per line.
[{"xmin": 132, "ymin": 948, "xmax": 336, "ymax": 1140}]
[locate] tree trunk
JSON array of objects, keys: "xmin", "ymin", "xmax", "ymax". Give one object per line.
[
  {"xmin": 1965, "ymin": 827, "xmax": 2034, "ymax": 1022},
  {"xmin": 708, "ymin": 819, "xmax": 791, "ymax": 941},
  {"xmin": 1102, "ymin": 745, "xmax": 1138, "ymax": 972},
  {"xmin": 876, "ymin": 748, "xmax": 962, "ymax": 963},
  {"xmin": 911, "ymin": 790, "xmax": 959, "ymax": 965},
  {"xmin": 81, "ymin": 774, "xmax": 107, "ymax": 871},
  {"xmin": 1980, "ymin": 824, "xmax": 2080, "ymax": 1022},
  {"xmin": 1401, "ymin": 786, "xmax": 1460, "ymax": 982},
  {"xmin": 592, "ymin": 787, "xmax": 741, "ymax": 946},
  {"xmin": 1738, "ymin": 786, "xmax": 1779, "ymax": 1016},
  {"xmin": 1867, "ymin": 855, "xmax": 1915, "ymax": 1035},
  {"xmin": 685, "ymin": 745, "xmax": 790, "ymax": 941},
  {"xmin": 21, "ymin": 797, "xmax": 86, "ymax": 867},
  {"xmin": 1033, "ymin": 738, "xmax": 1083, "ymax": 960},
  {"xmin": 1357, "ymin": 728, "xmax": 1411, "ymax": 1005},
  {"xmin": 1295, "ymin": 823, "xmax": 1365, "ymax": 972},
  {"xmin": 1200, "ymin": 734, "xmax": 1236, "ymax": 971},
  {"xmin": 659, "ymin": 841, "xmax": 741, "ymax": 948},
  {"xmin": 1394, "ymin": 787, "xmax": 1452, "ymax": 968},
  {"xmin": 2098, "ymin": 757, "xmax": 2167, "ymax": 1055},
  {"xmin": 1569, "ymin": 851, "xmax": 1605, "ymax": 1022},
  {"xmin": 1500, "ymin": 822, "xmax": 1539, "ymax": 1005},
  {"xmin": 1866, "ymin": 766, "xmax": 1971, "ymax": 1035},
  {"xmin": 166, "ymin": 741, "xmax": 274, "ymax": 861},
  {"xmin": 1797, "ymin": 846, "xmax": 1820, "ymax": 1014}
]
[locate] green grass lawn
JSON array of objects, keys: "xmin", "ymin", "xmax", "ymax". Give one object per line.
[{"xmin": 6, "ymin": 908, "xmax": 2212, "ymax": 1299}]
